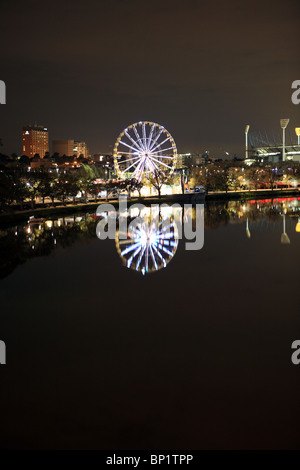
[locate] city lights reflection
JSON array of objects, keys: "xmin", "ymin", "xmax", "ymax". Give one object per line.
[{"xmin": 0, "ymin": 197, "xmax": 300, "ymax": 280}]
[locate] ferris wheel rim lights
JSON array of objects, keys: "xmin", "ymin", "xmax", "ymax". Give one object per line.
[{"xmin": 113, "ymin": 121, "xmax": 178, "ymax": 181}]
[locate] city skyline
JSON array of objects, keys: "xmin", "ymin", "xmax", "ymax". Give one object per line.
[{"xmin": 0, "ymin": 0, "xmax": 299, "ymax": 158}]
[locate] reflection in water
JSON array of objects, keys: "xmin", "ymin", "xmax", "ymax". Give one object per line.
[
  {"xmin": 281, "ymin": 215, "xmax": 291, "ymax": 245},
  {"xmin": 246, "ymin": 218, "xmax": 251, "ymax": 239},
  {"xmin": 1, "ymin": 196, "xmax": 300, "ymax": 280},
  {"xmin": 116, "ymin": 206, "xmax": 179, "ymax": 275},
  {"xmin": 0, "ymin": 214, "xmax": 97, "ymax": 280}
]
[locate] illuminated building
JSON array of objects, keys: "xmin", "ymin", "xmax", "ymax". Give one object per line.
[
  {"xmin": 22, "ymin": 125, "xmax": 49, "ymax": 158},
  {"xmin": 247, "ymin": 127, "xmax": 300, "ymax": 163},
  {"xmin": 74, "ymin": 140, "xmax": 89, "ymax": 159}
]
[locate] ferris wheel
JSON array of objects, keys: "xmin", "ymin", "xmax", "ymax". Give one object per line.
[
  {"xmin": 116, "ymin": 211, "xmax": 179, "ymax": 275},
  {"xmin": 113, "ymin": 121, "xmax": 177, "ymax": 181}
]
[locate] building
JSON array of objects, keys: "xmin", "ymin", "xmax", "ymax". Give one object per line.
[
  {"xmin": 22, "ymin": 125, "xmax": 49, "ymax": 158},
  {"xmin": 248, "ymin": 129, "xmax": 300, "ymax": 163},
  {"xmin": 74, "ymin": 140, "xmax": 89, "ymax": 159},
  {"xmin": 177, "ymin": 153, "xmax": 206, "ymax": 169},
  {"xmin": 53, "ymin": 139, "xmax": 74, "ymax": 157},
  {"xmin": 247, "ymin": 145, "xmax": 300, "ymax": 164}
]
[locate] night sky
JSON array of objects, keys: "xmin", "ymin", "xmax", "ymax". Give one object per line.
[{"xmin": 0, "ymin": 0, "xmax": 299, "ymax": 157}]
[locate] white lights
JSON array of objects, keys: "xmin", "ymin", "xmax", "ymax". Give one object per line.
[{"xmin": 113, "ymin": 122, "xmax": 177, "ymax": 181}]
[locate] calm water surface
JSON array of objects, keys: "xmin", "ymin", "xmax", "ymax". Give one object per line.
[{"xmin": 0, "ymin": 197, "xmax": 299, "ymax": 449}]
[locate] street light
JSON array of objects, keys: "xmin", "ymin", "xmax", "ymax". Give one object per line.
[
  {"xmin": 245, "ymin": 125, "xmax": 250, "ymax": 160},
  {"xmin": 295, "ymin": 128, "xmax": 300, "ymax": 145},
  {"xmin": 280, "ymin": 119, "xmax": 290, "ymax": 162}
]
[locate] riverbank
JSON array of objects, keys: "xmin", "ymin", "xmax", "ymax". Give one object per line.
[
  {"xmin": 206, "ymin": 188, "xmax": 300, "ymax": 201},
  {"xmin": 0, "ymin": 192, "xmax": 202, "ymax": 226},
  {"xmin": 0, "ymin": 188, "xmax": 299, "ymax": 226}
]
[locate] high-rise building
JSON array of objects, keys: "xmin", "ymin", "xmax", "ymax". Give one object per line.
[
  {"xmin": 74, "ymin": 141, "xmax": 89, "ymax": 159},
  {"xmin": 53, "ymin": 139, "xmax": 74, "ymax": 157},
  {"xmin": 22, "ymin": 125, "xmax": 49, "ymax": 158}
]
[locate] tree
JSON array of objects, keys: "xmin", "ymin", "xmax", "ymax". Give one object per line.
[
  {"xmin": 214, "ymin": 167, "xmax": 231, "ymax": 192},
  {"xmin": 19, "ymin": 155, "xmax": 30, "ymax": 167},
  {"xmin": 148, "ymin": 170, "xmax": 174, "ymax": 198},
  {"xmin": 77, "ymin": 164, "xmax": 99, "ymax": 202},
  {"xmin": 245, "ymin": 166, "xmax": 262, "ymax": 191},
  {"xmin": 0, "ymin": 168, "xmax": 29, "ymax": 211},
  {"xmin": 27, "ymin": 172, "xmax": 40, "ymax": 208},
  {"xmin": 65, "ymin": 172, "xmax": 80, "ymax": 204},
  {"xmin": 36, "ymin": 171, "xmax": 53, "ymax": 206},
  {"xmin": 104, "ymin": 180, "xmax": 126, "ymax": 200},
  {"xmin": 264, "ymin": 166, "xmax": 280, "ymax": 190},
  {"xmin": 124, "ymin": 178, "xmax": 143, "ymax": 198}
]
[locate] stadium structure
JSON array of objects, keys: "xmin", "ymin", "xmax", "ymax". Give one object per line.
[{"xmin": 247, "ymin": 127, "xmax": 300, "ymax": 164}]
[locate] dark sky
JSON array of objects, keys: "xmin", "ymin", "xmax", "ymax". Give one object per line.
[{"xmin": 0, "ymin": 0, "xmax": 299, "ymax": 157}]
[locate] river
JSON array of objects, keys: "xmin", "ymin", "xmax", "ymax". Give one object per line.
[{"xmin": 0, "ymin": 196, "xmax": 299, "ymax": 449}]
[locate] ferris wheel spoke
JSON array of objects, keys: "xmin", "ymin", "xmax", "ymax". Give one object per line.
[
  {"xmin": 149, "ymin": 128, "xmax": 164, "ymax": 150},
  {"xmin": 147, "ymin": 123, "xmax": 155, "ymax": 150},
  {"xmin": 117, "ymin": 151, "xmax": 140, "ymax": 156},
  {"xmin": 124, "ymin": 130, "xmax": 144, "ymax": 152},
  {"xmin": 150, "ymin": 136, "xmax": 171, "ymax": 153},
  {"xmin": 132, "ymin": 157, "xmax": 145, "ymax": 179},
  {"xmin": 121, "ymin": 156, "xmax": 144, "ymax": 174},
  {"xmin": 149, "ymin": 156, "xmax": 173, "ymax": 170},
  {"xmin": 149, "ymin": 245, "xmax": 158, "ymax": 270},
  {"xmin": 145, "ymin": 247, "xmax": 149, "ymax": 272},
  {"xmin": 119, "ymin": 140, "xmax": 143, "ymax": 153},
  {"xmin": 148, "ymin": 155, "xmax": 174, "ymax": 160},
  {"xmin": 138, "ymin": 163, "xmax": 146, "ymax": 179},
  {"xmin": 161, "ymin": 246, "xmax": 174, "ymax": 256},
  {"xmin": 127, "ymin": 244, "xmax": 143, "ymax": 269},
  {"xmin": 118, "ymin": 155, "xmax": 141, "ymax": 164},
  {"xmin": 133, "ymin": 125, "xmax": 145, "ymax": 151},
  {"xmin": 148, "ymin": 158, "xmax": 160, "ymax": 173},
  {"xmin": 118, "ymin": 238, "xmax": 136, "ymax": 246},
  {"xmin": 149, "ymin": 147, "xmax": 175, "ymax": 155},
  {"xmin": 142, "ymin": 122, "xmax": 147, "ymax": 149},
  {"xmin": 121, "ymin": 242, "xmax": 142, "ymax": 256},
  {"xmin": 136, "ymin": 245, "xmax": 146, "ymax": 269},
  {"xmin": 152, "ymin": 244, "xmax": 167, "ymax": 267}
]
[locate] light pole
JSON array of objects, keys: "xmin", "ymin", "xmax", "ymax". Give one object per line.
[
  {"xmin": 295, "ymin": 127, "xmax": 300, "ymax": 145},
  {"xmin": 245, "ymin": 125, "xmax": 250, "ymax": 160},
  {"xmin": 280, "ymin": 119, "xmax": 289, "ymax": 162}
]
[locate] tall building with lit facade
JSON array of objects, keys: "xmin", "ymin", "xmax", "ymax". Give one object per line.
[
  {"xmin": 53, "ymin": 139, "xmax": 74, "ymax": 157},
  {"xmin": 22, "ymin": 125, "xmax": 49, "ymax": 158},
  {"xmin": 74, "ymin": 140, "xmax": 89, "ymax": 159}
]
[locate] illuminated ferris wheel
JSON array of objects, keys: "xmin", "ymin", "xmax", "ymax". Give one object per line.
[
  {"xmin": 113, "ymin": 121, "xmax": 177, "ymax": 181},
  {"xmin": 116, "ymin": 212, "xmax": 179, "ymax": 275}
]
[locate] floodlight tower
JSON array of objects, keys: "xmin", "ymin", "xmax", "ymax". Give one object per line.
[
  {"xmin": 280, "ymin": 119, "xmax": 289, "ymax": 162},
  {"xmin": 295, "ymin": 127, "xmax": 300, "ymax": 145},
  {"xmin": 245, "ymin": 125, "xmax": 250, "ymax": 160}
]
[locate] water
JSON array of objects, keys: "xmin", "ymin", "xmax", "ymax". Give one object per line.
[{"xmin": 0, "ymin": 197, "xmax": 299, "ymax": 449}]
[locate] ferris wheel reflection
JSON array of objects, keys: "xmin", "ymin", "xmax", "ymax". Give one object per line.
[{"xmin": 116, "ymin": 206, "xmax": 180, "ymax": 275}]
